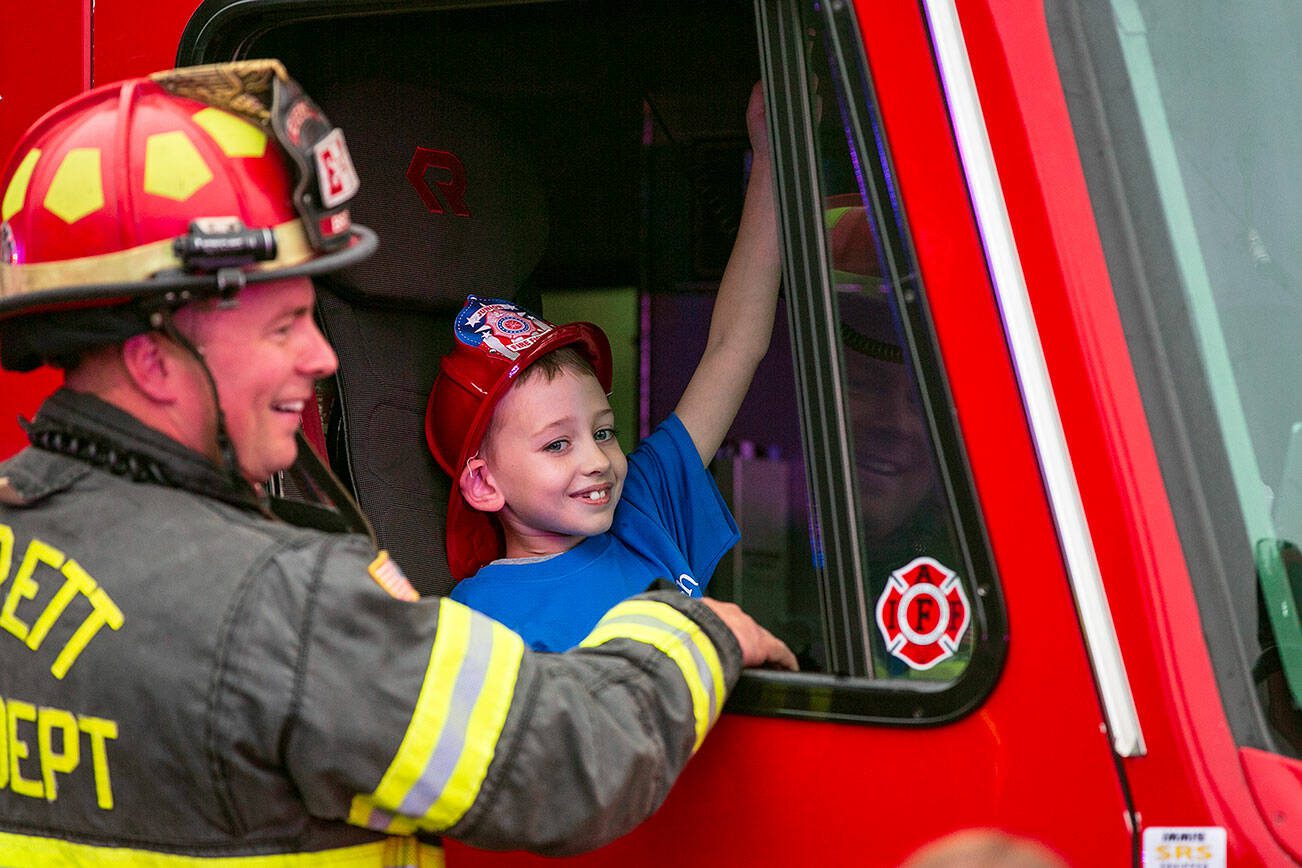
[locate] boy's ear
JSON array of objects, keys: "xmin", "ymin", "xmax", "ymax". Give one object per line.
[{"xmin": 459, "ymin": 457, "xmax": 505, "ymax": 513}]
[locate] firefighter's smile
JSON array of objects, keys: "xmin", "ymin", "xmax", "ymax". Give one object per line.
[
  {"xmin": 857, "ymin": 435, "xmax": 924, "ymax": 479},
  {"xmin": 272, "ymin": 399, "xmax": 307, "ymax": 415}
]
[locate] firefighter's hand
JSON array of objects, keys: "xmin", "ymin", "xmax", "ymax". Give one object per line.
[{"xmin": 700, "ymin": 598, "xmax": 799, "ymax": 671}]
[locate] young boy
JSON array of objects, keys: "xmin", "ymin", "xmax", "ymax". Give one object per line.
[{"xmin": 425, "ymin": 84, "xmax": 781, "ymax": 650}]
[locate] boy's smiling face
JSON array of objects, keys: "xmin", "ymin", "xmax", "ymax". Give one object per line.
[{"xmin": 480, "ymin": 367, "xmax": 627, "ymax": 558}]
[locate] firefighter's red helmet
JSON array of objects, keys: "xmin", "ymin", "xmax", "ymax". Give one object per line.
[
  {"xmin": 425, "ymin": 295, "xmax": 612, "ymax": 579},
  {"xmin": 0, "ymin": 59, "xmax": 375, "ymax": 369}
]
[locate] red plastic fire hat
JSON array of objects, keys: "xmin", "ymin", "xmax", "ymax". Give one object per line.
[{"xmin": 425, "ymin": 295, "xmax": 612, "ymax": 579}]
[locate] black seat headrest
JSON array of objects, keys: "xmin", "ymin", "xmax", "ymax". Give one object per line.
[
  {"xmin": 310, "ymin": 78, "xmax": 550, "ymax": 596},
  {"xmin": 322, "ymin": 79, "xmax": 548, "ymax": 309}
]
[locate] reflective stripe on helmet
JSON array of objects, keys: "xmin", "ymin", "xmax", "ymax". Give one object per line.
[
  {"xmin": 579, "ymin": 599, "xmax": 726, "ymax": 752},
  {"xmin": 0, "ymin": 829, "xmax": 444, "ymax": 866},
  {"xmin": 348, "ymin": 599, "xmax": 523, "ymax": 835},
  {"xmin": 0, "ymin": 219, "xmax": 312, "ymax": 301}
]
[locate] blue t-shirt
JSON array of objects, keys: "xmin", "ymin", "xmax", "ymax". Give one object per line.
[{"xmin": 450, "ymin": 413, "xmax": 740, "ymax": 651}]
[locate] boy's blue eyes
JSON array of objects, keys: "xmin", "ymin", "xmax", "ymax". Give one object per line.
[{"xmin": 542, "ymin": 428, "xmax": 617, "ymax": 453}]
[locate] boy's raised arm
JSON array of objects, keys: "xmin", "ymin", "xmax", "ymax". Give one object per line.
[{"xmin": 674, "ymin": 82, "xmax": 783, "ymax": 464}]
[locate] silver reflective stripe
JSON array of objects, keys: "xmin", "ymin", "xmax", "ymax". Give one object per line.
[
  {"xmin": 920, "ymin": 0, "xmax": 1146, "ymax": 757},
  {"xmin": 397, "ymin": 613, "xmax": 495, "ymax": 817},
  {"xmin": 362, "ymin": 615, "xmax": 498, "ymax": 831},
  {"xmin": 349, "ymin": 600, "xmax": 523, "ymax": 834}
]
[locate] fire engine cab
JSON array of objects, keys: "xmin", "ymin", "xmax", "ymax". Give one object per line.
[{"xmin": 2, "ymin": 1, "xmax": 1299, "ymax": 865}]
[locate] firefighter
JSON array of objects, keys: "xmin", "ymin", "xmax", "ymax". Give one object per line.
[{"xmin": 0, "ymin": 60, "xmax": 794, "ymax": 864}]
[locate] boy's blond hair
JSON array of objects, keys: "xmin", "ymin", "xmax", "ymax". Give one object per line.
[{"xmin": 480, "ymin": 346, "xmax": 600, "ymax": 453}]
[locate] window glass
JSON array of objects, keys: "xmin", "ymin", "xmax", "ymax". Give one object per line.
[
  {"xmin": 703, "ymin": 2, "xmax": 981, "ymax": 686},
  {"xmin": 804, "ymin": 4, "xmax": 975, "ymax": 681},
  {"xmin": 1054, "ymin": 0, "xmax": 1302, "ymax": 755}
]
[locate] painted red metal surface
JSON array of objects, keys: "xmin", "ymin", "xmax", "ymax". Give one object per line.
[
  {"xmin": 0, "ymin": 368, "xmax": 62, "ymax": 459},
  {"xmin": 958, "ymin": 0, "xmax": 1297, "ymax": 862},
  {"xmin": 852, "ymin": 0, "xmax": 1133, "ymax": 859},
  {"xmin": 1, "ymin": 0, "xmax": 1293, "ymax": 864},
  {"xmin": 0, "ymin": 2, "xmax": 89, "ymax": 459},
  {"xmin": 0, "ymin": 3, "xmax": 88, "ymax": 158},
  {"xmin": 448, "ymin": 2, "xmax": 1130, "ymax": 864},
  {"xmin": 91, "ymin": 0, "xmax": 199, "ymax": 85},
  {"xmin": 1238, "ymin": 747, "xmax": 1302, "ymax": 862}
]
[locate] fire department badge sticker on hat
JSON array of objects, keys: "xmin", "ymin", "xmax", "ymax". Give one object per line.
[{"xmin": 426, "ymin": 295, "xmax": 612, "ymax": 579}]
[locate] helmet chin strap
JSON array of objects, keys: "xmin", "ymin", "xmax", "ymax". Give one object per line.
[
  {"xmin": 148, "ymin": 300, "xmax": 378, "ymax": 543},
  {"xmin": 148, "ymin": 305, "xmax": 263, "ymax": 507},
  {"xmin": 282, "ymin": 429, "xmax": 378, "ymax": 547}
]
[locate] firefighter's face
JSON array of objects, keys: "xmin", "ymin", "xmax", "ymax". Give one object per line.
[
  {"xmin": 847, "ymin": 354, "xmax": 938, "ymax": 541},
  {"xmin": 186, "ymin": 277, "xmax": 337, "ymax": 485}
]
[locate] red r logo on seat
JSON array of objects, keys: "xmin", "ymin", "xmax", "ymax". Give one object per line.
[{"xmin": 406, "ymin": 148, "xmax": 471, "ymax": 217}]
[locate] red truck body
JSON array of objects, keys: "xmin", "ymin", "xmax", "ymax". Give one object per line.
[{"xmin": 1, "ymin": 2, "xmax": 1297, "ymax": 865}]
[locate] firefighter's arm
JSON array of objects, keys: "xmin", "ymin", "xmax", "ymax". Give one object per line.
[
  {"xmin": 445, "ymin": 593, "xmax": 791, "ymax": 853},
  {"xmin": 674, "ymin": 81, "xmax": 783, "ymax": 464},
  {"xmin": 444, "ymin": 591, "xmax": 754, "ymax": 854},
  {"xmin": 285, "ymin": 543, "xmax": 787, "ymax": 856}
]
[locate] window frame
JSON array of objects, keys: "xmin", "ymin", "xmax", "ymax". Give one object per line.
[
  {"xmin": 179, "ymin": 0, "xmax": 1009, "ymax": 726},
  {"xmin": 726, "ymin": 0, "xmax": 1006, "ymax": 724}
]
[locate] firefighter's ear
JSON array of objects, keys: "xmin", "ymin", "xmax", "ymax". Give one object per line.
[
  {"xmin": 459, "ymin": 456, "xmax": 505, "ymax": 513},
  {"xmin": 120, "ymin": 332, "xmax": 183, "ymax": 404}
]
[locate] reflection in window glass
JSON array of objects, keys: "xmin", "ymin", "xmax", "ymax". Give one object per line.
[{"xmin": 806, "ymin": 10, "xmax": 974, "ymax": 680}]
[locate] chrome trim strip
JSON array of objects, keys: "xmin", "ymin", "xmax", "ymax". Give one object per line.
[{"xmin": 921, "ymin": 0, "xmax": 1146, "ymax": 756}]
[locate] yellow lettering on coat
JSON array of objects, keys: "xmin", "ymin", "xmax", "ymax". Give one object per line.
[
  {"xmin": 6, "ymin": 698, "xmax": 42, "ymax": 798},
  {"xmin": 38, "ymin": 707, "xmax": 80, "ymax": 800},
  {"xmin": 0, "ymin": 695, "xmax": 7, "ymax": 790},
  {"xmin": 0, "ymin": 539, "xmax": 64, "ymax": 641},
  {"xmin": 51, "ymin": 588, "xmax": 123, "ymax": 680},
  {"xmin": 0, "ymin": 525, "xmax": 12, "ymax": 589},
  {"xmin": 78, "ymin": 716, "xmax": 117, "ymax": 810},
  {"xmin": 26, "ymin": 558, "xmax": 92, "ymax": 651}
]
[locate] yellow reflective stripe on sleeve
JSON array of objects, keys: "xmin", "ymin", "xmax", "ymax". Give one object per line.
[
  {"xmin": 349, "ymin": 599, "xmax": 523, "ymax": 835},
  {"xmin": 578, "ymin": 599, "xmax": 726, "ymax": 752},
  {"xmin": 0, "ymin": 830, "xmax": 442, "ymax": 867}
]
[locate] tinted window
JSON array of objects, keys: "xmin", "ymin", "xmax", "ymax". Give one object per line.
[{"xmin": 1049, "ymin": 0, "xmax": 1302, "ymax": 756}]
